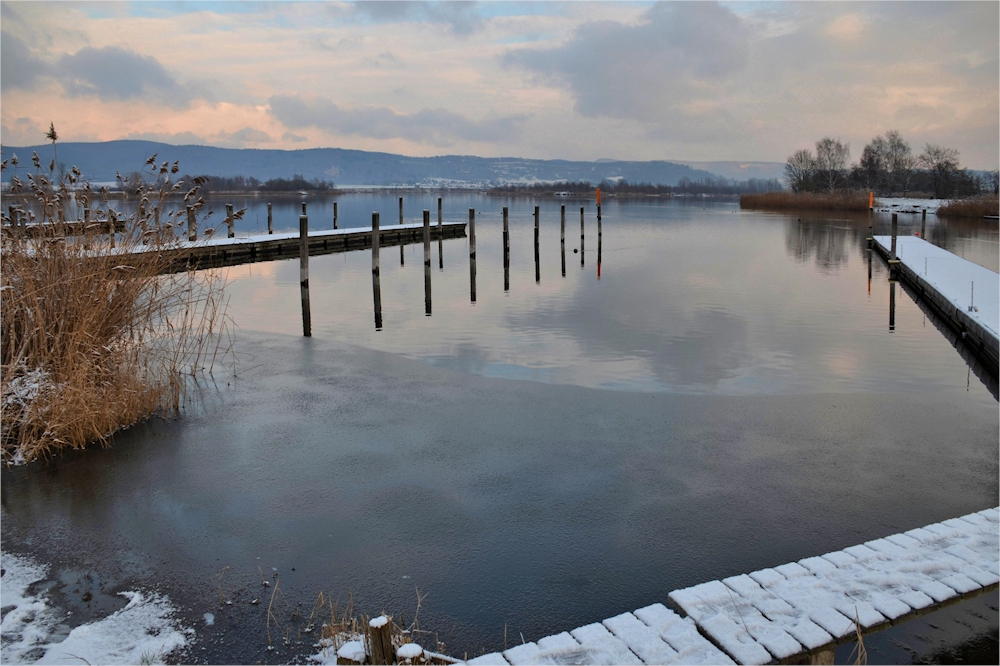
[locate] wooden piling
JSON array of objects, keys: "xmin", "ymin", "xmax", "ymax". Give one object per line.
[
  {"xmin": 561, "ymin": 204, "xmax": 566, "ymax": 277},
  {"xmin": 188, "ymin": 206, "xmax": 196, "ymax": 241},
  {"xmin": 920, "ymin": 208, "xmax": 926, "ymax": 239},
  {"xmin": 424, "ymin": 209, "xmax": 432, "ymax": 316},
  {"xmin": 267, "ymin": 203, "xmax": 273, "ymax": 234},
  {"xmin": 469, "ymin": 208, "xmax": 477, "ymax": 303},
  {"xmin": 399, "ymin": 197, "xmax": 404, "ymax": 225},
  {"xmin": 226, "ymin": 203, "xmax": 235, "ymax": 238},
  {"xmin": 890, "ymin": 212, "xmax": 899, "ymax": 266},
  {"xmin": 580, "ymin": 206, "xmax": 585, "ymax": 267},
  {"xmin": 300, "ymin": 212, "xmax": 311, "ymax": 337},
  {"xmin": 367, "ymin": 616, "xmax": 394, "ymax": 666},
  {"xmin": 534, "ymin": 205, "xmax": 540, "ymax": 284},
  {"xmin": 372, "ymin": 212, "xmax": 382, "ymax": 330},
  {"xmin": 503, "ymin": 206, "xmax": 509, "ymax": 292},
  {"xmin": 438, "ymin": 197, "xmax": 443, "ymax": 270},
  {"xmin": 333, "ymin": 201, "xmax": 338, "ymax": 229},
  {"xmin": 302, "ymin": 201, "xmax": 307, "ymax": 216}
]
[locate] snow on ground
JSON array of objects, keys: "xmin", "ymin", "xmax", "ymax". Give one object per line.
[
  {"xmin": 874, "ymin": 235, "xmax": 999, "ymax": 339},
  {"xmin": 1, "ymin": 551, "xmax": 193, "ymax": 665},
  {"xmin": 874, "ymin": 198, "xmax": 946, "ymax": 214}
]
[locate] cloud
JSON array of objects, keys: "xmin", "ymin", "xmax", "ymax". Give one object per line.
[
  {"xmin": 282, "ymin": 131, "xmax": 308, "ymax": 143},
  {"xmin": 505, "ymin": 2, "xmax": 750, "ymax": 124},
  {"xmin": 215, "ymin": 127, "xmax": 273, "ymax": 146},
  {"xmin": 351, "ymin": 1, "xmax": 483, "ymax": 35},
  {"xmin": 0, "ymin": 31, "xmax": 52, "ymax": 91},
  {"xmin": 57, "ymin": 46, "xmax": 193, "ymax": 107},
  {"xmin": 269, "ymin": 94, "xmax": 528, "ymax": 145},
  {"xmin": 825, "ymin": 13, "xmax": 866, "ymax": 41}
]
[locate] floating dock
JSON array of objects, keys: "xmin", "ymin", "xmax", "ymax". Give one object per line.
[
  {"xmin": 466, "ymin": 508, "xmax": 999, "ymax": 665},
  {"xmin": 116, "ymin": 221, "xmax": 466, "ymax": 273},
  {"xmin": 871, "ymin": 235, "xmax": 998, "ymax": 370}
]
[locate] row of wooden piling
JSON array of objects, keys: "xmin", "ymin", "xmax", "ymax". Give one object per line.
[{"xmin": 365, "ymin": 202, "xmax": 603, "ymax": 335}]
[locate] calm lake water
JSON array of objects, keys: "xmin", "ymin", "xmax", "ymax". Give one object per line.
[
  {"xmin": 222, "ymin": 193, "xmax": 998, "ymax": 397},
  {"xmin": 2, "ymin": 194, "xmax": 997, "ymax": 664}
]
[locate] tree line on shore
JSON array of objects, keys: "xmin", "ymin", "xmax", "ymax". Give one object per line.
[
  {"xmin": 785, "ymin": 131, "xmax": 998, "ymax": 199},
  {"xmin": 116, "ymin": 172, "xmax": 336, "ymax": 193},
  {"xmin": 490, "ymin": 176, "xmax": 783, "ymax": 196}
]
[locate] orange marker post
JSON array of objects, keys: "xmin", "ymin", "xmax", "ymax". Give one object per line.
[
  {"xmin": 596, "ymin": 188, "xmax": 601, "ymax": 206},
  {"xmin": 869, "ymin": 191, "xmax": 873, "ymax": 209}
]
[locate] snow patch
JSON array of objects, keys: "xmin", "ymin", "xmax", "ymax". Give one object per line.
[
  {"xmin": 397, "ymin": 643, "xmax": 423, "ymax": 660},
  {"xmin": 0, "ymin": 551, "xmax": 192, "ymax": 665}
]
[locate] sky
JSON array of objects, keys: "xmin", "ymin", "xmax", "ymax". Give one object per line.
[{"xmin": 1, "ymin": 1, "xmax": 997, "ymax": 168}]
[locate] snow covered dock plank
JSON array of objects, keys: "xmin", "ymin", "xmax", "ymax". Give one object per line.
[
  {"xmin": 463, "ymin": 508, "xmax": 998, "ymax": 665},
  {"xmin": 115, "ymin": 221, "xmax": 467, "ymax": 273},
  {"xmin": 872, "ymin": 235, "xmax": 998, "ymax": 367}
]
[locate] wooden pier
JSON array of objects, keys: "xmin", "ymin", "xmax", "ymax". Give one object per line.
[
  {"xmin": 116, "ymin": 221, "xmax": 466, "ymax": 273},
  {"xmin": 871, "ymin": 235, "xmax": 998, "ymax": 371},
  {"xmin": 466, "ymin": 508, "xmax": 999, "ymax": 665}
]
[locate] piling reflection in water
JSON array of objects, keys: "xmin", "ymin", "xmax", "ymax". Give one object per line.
[
  {"xmin": 438, "ymin": 197, "xmax": 444, "ymax": 271},
  {"xmin": 372, "ymin": 211, "xmax": 382, "ymax": 331},
  {"xmin": 560, "ymin": 204, "xmax": 566, "ymax": 278},
  {"xmin": 469, "ymin": 208, "xmax": 477, "ymax": 303},
  {"xmin": 580, "ymin": 206, "xmax": 585, "ymax": 268},
  {"xmin": 889, "ymin": 280, "xmax": 896, "ymax": 331},
  {"xmin": 503, "ymin": 206, "xmax": 510, "ymax": 293},
  {"xmin": 424, "ymin": 210, "xmax": 432, "ymax": 316},
  {"xmin": 534, "ymin": 205, "xmax": 540, "ymax": 284}
]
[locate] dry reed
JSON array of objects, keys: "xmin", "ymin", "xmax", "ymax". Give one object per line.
[
  {"xmin": 1, "ymin": 146, "xmax": 230, "ymax": 464},
  {"xmin": 740, "ymin": 191, "xmax": 871, "ymax": 211},
  {"xmin": 937, "ymin": 195, "xmax": 999, "ymax": 219}
]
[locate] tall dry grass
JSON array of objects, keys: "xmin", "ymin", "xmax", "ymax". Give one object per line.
[
  {"xmin": 1, "ymin": 149, "xmax": 229, "ymax": 464},
  {"xmin": 937, "ymin": 196, "xmax": 999, "ymax": 219},
  {"xmin": 740, "ymin": 191, "xmax": 871, "ymax": 211}
]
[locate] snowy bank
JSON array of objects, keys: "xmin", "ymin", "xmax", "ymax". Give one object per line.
[{"xmin": 0, "ymin": 551, "xmax": 193, "ymax": 665}]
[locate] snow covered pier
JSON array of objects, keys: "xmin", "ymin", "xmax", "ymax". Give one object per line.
[
  {"xmin": 130, "ymin": 221, "xmax": 466, "ymax": 273},
  {"xmin": 871, "ymin": 234, "xmax": 998, "ymax": 370},
  {"xmin": 466, "ymin": 508, "xmax": 999, "ymax": 665}
]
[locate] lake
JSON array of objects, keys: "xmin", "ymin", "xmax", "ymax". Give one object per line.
[{"xmin": 2, "ymin": 194, "xmax": 997, "ymax": 664}]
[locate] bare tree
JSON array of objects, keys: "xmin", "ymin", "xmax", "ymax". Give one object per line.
[
  {"xmin": 857, "ymin": 136, "xmax": 888, "ymax": 192},
  {"xmin": 918, "ymin": 144, "xmax": 960, "ymax": 198},
  {"xmin": 986, "ymin": 170, "xmax": 999, "ymax": 196},
  {"xmin": 884, "ymin": 130, "xmax": 915, "ymax": 195},
  {"xmin": 784, "ymin": 149, "xmax": 816, "ymax": 192},
  {"xmin": 815, "ymin": 137, "xmax": 850, "ymax": 192}
]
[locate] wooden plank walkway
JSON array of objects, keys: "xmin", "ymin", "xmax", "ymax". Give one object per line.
[
  {"xmin": 113, "ymin": 221, "xmax": 466, "ymax": 273},
  {"xmin": 872, "ymin": 235, "xmax": 998, "ymax": 369},
  {"xmin": 465, "ymin": 508, "xmax": 999, "ymax": 665}
]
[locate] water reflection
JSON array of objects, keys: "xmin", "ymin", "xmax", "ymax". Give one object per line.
[
  {"xmin": 469, "ymin": 208, "xmax": 477, "ymax": 303},
  {"xmin": 534, "ymin": 205, "xmax": 541, "ymax": 284},
  {"xmin": 580, "ymin": 206, "xmax": 585, "ymax": 268},
  {"xmin": 889, "ymin": 280, "xmax": 897, "ymax": 331},
  {"xmin": 560, "ymin": 204, "xmax": 567, "ymax": 278},
  {"xmin": 423, "ymin": 210, "xmax": 432, "ymax": 317},
  {"xmin": 372, "ymin": 211, "xmax": 382, "ymax": 330},
  {"xmin": 217, "ymin": 197, "xmax": 996, "ymax": 399}
]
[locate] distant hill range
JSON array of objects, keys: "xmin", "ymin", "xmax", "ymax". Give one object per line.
[{"xmin": 0, "ymin": 141, "xmax": 783, "ymax": 188}]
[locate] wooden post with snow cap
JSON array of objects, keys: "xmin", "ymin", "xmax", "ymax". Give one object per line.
[
  {"xmin": 469, "ymin": 208, "xmax": 477, "ymax": 302},
  {"xmin": 333, "ymin": 201, "xmax": 338, "ymax": 229},
  {"xmin": 396, "ymin": 642, "xmax": 424, "ymax": 665},
  {"xmin": 367, "ymin": 615, "xmax": 393, "ymax": 665},
  {"xmin": 226, "ymin": 203, "xmax": 235, "ymax": 238},
  {"xmin": 423, "ymin": 209, "xmax": 432, "ymax": 316},
  {"xmin": 267, "ymin": 203, "xmax": 273, "ymax": 234},
  {"xmin": 187, "ymin": 206, "xmax": 196, "ymax": 242},
  {"xmin": 372, "ymin": 212, "xmax": 382, "ymax": 330},
  {"xmin": 302, "ymin": 201, "xmax": 307, "ymax": 216},
  {"xmin": 299, "ymin": 211, "xmax": 311, "ymax": 337}
]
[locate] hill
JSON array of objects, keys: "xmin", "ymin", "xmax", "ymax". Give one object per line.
[{"xmin": 1, "ymin": 141, "xmax": 732, "ymax": 188}]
